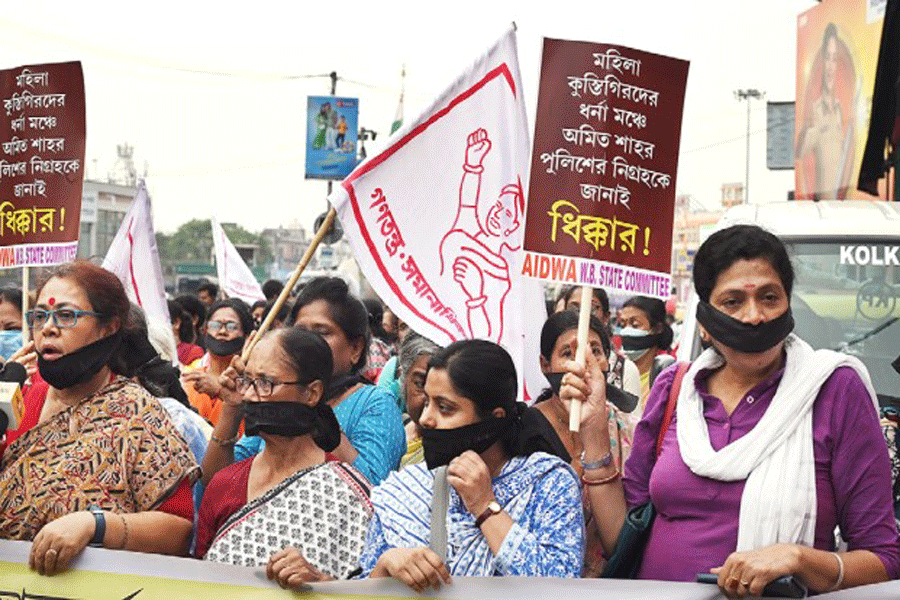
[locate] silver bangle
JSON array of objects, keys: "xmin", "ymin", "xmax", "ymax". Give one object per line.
[
  {"xmin": 580, "ymin": 450, "xmax": 613, "ymax": 471},
  {"xmin": 829, "ymin": 552, "xmax": 844, "ymax": 592}
]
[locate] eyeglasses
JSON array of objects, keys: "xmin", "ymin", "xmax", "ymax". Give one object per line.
[
  {"xmin": 235, "ymin": 375, "xmax": 304, "ymax": 398},
  {"xmin": 26, "ymin": 308, "xmax": 102, "ymax": 329},
  {"xmin": 207, "ymin": 320, "xmax": 241, "ymax": 334}
]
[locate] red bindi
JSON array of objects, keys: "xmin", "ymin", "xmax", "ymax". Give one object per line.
[{"xmin": 48, "ymin": 297, "xmax": 55, "ymax": 306}]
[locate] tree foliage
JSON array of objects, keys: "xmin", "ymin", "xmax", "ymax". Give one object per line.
[{"xmin": 156, "ymin": 219, "xmax": 273, "ymax": 267}]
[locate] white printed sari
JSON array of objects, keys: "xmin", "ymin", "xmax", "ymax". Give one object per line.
[{"xmin": 205, "ymin": 461, "xmax": 373, "ymax": 579}]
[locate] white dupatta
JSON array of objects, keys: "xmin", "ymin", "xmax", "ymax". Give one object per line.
[{"xmin": 676, "ymin": 334, "xmax": 878, "ymax": 551}]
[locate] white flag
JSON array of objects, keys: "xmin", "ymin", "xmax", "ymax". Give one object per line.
[
  {"xmin": 330, "ymin": 27, "xmax": 546, "ymax": 400},
  {"xmin": 210, "ymin": 217, "xmax": 265, "ymax": 305},
  {"xmin": 102, "ymin": 181, "xmax": 169, "ymax": 329}
]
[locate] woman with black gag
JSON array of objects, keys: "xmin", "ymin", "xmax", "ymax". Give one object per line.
[
  {"xmin": 182, "ymin": 298, "xmax": 253, "ymax": 430},
  {"xmin": 358, "ymin": 340, "xmax": 584, "ymax": 592},
  {"xmin": 560, "ymin": 224, "xmax": 898, "ymax": 597},
  {"xmin": 195, "ymin": 327, "xmax": 372, "ymax": 589},
  {"xmin": 0, "ymin": 262, "xmax": 198, "ymax": 575}
]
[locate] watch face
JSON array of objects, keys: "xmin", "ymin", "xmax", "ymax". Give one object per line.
[{"xmin": 489, "ymin": 501, "xmax": 501, "ymax": 513}]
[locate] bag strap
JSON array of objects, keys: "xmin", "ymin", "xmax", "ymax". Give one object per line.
[
  {"xmin": 429, "ymin": 465, "xmax": 449, "ymax": 561},
  {"xmin": 656, "ymin": 362, "xmax": 689, "ymax": 458}
]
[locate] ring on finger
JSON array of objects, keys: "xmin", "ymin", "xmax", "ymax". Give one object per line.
[
  {"xmin": 740, "ymin": 580, "xmax": 750, "ymax": 586},
  {"xmin": 46, "ymin": 548, "xmax": 58, "ymax": 556}
]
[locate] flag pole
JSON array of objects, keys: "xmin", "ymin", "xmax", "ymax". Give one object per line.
[
  {"xmin": 241, "ymin": 207, "xmax": 337, "ymax": 361},
  {"xmin": 569, "ymin": 285, "xmax": 592, "ymax": 432},
  {"xmin": 21, "ymin": 266, "xmax": 29, "ymax": 346}
]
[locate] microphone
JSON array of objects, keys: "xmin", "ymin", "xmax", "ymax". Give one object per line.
[{"xmin": 0, "ymin": 361, "xmax": 27, "ymax": 431}]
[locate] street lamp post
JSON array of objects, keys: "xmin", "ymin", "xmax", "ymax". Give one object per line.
[{"xmin": 734, "ymin": 89, "xmax": 764, "ymax": 203}]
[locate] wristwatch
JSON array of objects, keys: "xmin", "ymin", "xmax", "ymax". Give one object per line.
[
  {"xmin": 475, "ymin": 501, "xmax": 502, "ymax": 528},
  {"xmin": 88, "ymin": 505, "xmax": 106, "ymax": 548}
]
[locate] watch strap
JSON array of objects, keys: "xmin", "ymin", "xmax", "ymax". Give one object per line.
[
  {"xmin": 88, "ymin": 505, "xmax": 105, "ymax": 547},
  {"xmin": 475, "ymin": 502, "xmax": 501, "ymax": 528}
]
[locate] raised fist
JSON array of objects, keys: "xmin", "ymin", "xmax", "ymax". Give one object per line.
[{"xmin": 465, "ymin": 129, "xmax": 492, "ymax": 167}]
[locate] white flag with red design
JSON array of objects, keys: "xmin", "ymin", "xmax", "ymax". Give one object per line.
[
  {"xmin": 330, "ymin": 27, "xmax": 546, "ymax": 400},
  {"xmin": 102, "ymin": 181, "xmax": 170, "ymax": 328},
  {"xmin": 210, "ymin": 217, "xmax": 265, "ymax": 305}
]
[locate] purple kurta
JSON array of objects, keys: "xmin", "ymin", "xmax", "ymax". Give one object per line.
[{"xmin": 623, "ymin": 362, "xmax": 900, "ymax": 582}]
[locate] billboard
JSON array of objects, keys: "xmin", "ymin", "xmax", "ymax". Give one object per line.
[
  {"xmin": 305, "ymin": 95, "xmax": 359, "ymax": 180},
  {"xmin": 795, "ymin": 0, "xmax": 885, "ymax": 199}
]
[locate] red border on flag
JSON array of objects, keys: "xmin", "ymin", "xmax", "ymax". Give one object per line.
[{"xmin": 342, "ymin": 64, "xmax": 517, "ymax": 341}]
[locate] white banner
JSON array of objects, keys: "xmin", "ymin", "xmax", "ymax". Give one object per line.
[
  {"xmin": 0, "ymin": 540, "xmax": 892, "ymax": 599},
  {"xmin": 330, "ymin": 26, "xmax": 546, "ymax": 400},
  {"xmin": 210, "ymin": 216, "xmax": 265, "ymax": 305},
  {"xmin": 101, "ymin": 181, "xmax": 169, "ymax": 329}
]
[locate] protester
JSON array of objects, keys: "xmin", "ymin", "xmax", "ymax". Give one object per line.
[
  {"xmin": 617, "ymin": 295, "xmax": 674, "ymax": 413},
  {"xmin": 563, "ymin": 286, "xmax": 641, "ymax": 404},
  {"xmin": 169, "ymin": 299, "xmax": 204, "ymax": 366},
  {"xmin": 359, "ymin": 340, "xmax": 584, "ymax": 590},
  {"xmin": 360, "ymin": 340, "xmax": 584, "ymax": 592},
  {"xmin": 202, "ymin": 277, "xmax": 404, "ymax": 487},
  {"xmin": 0, "ymin": 286, "xmax": 24, "ymax": 360},
  {"xmin": 196, "ymin": 282, "xmax": 219, "ymax": 307},
  {"xmin": 0, "ymin": 262, "xmax": 199, "ymax": 575},
  {"xmin": 183, "ymin": 298, "xmax": 253, "ymax": 430},
  {"xmin": 553, "ymin": 285, "xmax": 571, "ymax": 313},
  {"xmin": 392, "ymin": 332, "xmax": 442, "ymax": 467},
  {"xmin": 196, "ymin": 328, "xmax": 372, "ymax": 588},
  {"xmin": 175, "ymin": 293, "xmax": 207, "ymax": 352},
  {"xmin": 262, "ymin": 278, "xmax": 284, "ymax": 302},
  {"xmin": 561, "ymin": 224, "xmax": 899, "ymax": 595},
  {"xmin": 250, "ymin": 300, "xmax": 267, "ymax": 328},
  {"xmin": 260, "ymin": 299, "xmax": 290, "ymax": 329},
  {"xmin": 375, "ymin": 315, "xmax": 412, "ymax": 407},
  {"xmin": 381, "ymin": 306, "xmax": 399, "ymax": 344},
  {"xmin": 533, "ymin": 311, "xmax": 632, "ymax": 577},
  {"xmin": 362, "ymin": 298, "xmax": 393, "ymax": 382}
]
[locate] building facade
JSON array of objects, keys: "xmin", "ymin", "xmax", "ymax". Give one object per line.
[{"xmin": 79, "ymin": 179, "xmax": 138, "ymax": 261}]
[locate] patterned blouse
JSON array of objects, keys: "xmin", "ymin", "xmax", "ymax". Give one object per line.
[
  {"xmin": 0, "ymin": 378, "xmax": 200, "ymax": 540},
  {"xmin": 358, "ymin": 452, "xmax": 585, "ymax": 577}
]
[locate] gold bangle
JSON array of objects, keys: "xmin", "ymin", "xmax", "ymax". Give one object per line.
[
  {"xmin": 210, "ymin": 432, "xmax": 240, "ymax": 446},
  {"xmin": 119, "ymin": 514, "xmax": 129, "ymax": 549}
]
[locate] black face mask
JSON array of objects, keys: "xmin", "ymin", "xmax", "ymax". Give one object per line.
[
  {"xmin": 545, "ymin": 372, "xmax": 564, "ymax": 396},
  {"xmin": 38, "ymin": 332, "xmax": 122, "ymax": 390},
  {"xmin": 695, "ymin": 301, "xmax": 794, "ymax": 354},
  {"xmin": 421, "ymin": 416, "xmax": 510, "ymax": 470},
  {"xmin": 243, "ymin": 401, "xmax": 318, "ymax": 437},
  {"xmin": 620, "ymin": 332, "xmax": 662, "ymax": 352},
  {"xmin": 205, "ymin": 334, "xmax": 245, "ymax": 357},
  {"xmin": 545, "ymin": 371, "xmax": 638, "ymax": 413}
]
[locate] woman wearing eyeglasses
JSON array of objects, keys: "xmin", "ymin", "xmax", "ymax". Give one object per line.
[
  {"xmin": 182, "ymin": 299, "xmax": 253, "ymax": 430},
  {"xmin": 195, "ymin": 327, "xmax": 372, "ymax": 589},
  {"xmin": 202, "ymin": 277, "xmax": 405, "ymax": 488},
  {"xmin": 0, "ymin": 262, "xmax": 199, "ymax": 575}
]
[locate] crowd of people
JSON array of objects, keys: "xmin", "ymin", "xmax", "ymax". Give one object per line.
[{"xmin": 0, "ymin": 224, "xmax": 897, "ymax": 596}]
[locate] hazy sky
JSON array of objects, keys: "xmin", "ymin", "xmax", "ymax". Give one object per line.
[{"xmin": 1, "ymin": 0, "xmax": 816, "ymax": 234}]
